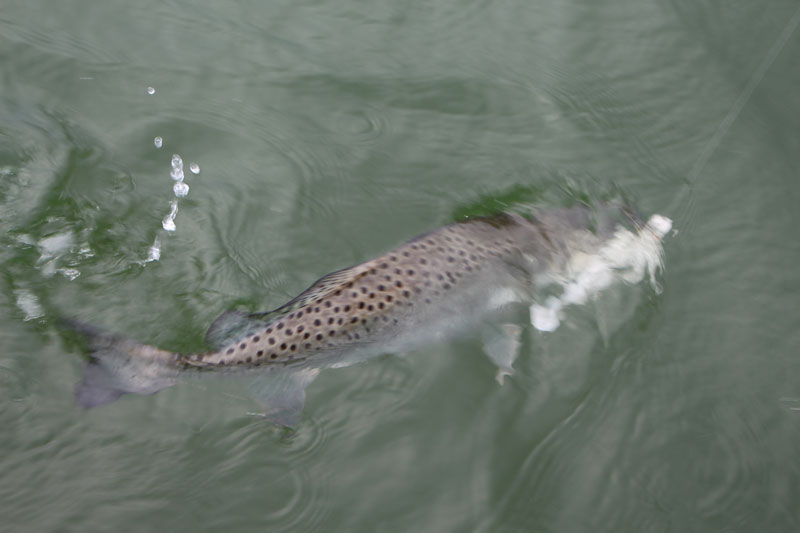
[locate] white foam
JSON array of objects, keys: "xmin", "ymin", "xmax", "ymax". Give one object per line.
[
  {"xmin": 15, "ymin": 289, "xmax": 44, "ymax": 321},
  {"xmin": 154, "ymin": 136, "xmax": 163, "ymax": 148},
  {"xmin": 530, "ymin": 296, "xmax": 562, "ymax": 332},
  {"xmin": 531, "ymin": 214, "xmax": 672, "ymax": 332},
  {"xmin": 189, "ymin": 162, "xmax": 200, "ymax": 175}
]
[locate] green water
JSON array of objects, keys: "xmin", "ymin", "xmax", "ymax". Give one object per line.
[{"xmin": 2, "ymin": 1, "xmax": 800, "ymax": 531}]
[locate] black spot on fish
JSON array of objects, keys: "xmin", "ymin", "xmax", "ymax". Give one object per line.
[
  {"xmin": 316, "ymin": 333, "xmax": 323, "ymax": 341},
  {"xmin": 240, "ymin": 343, "xmax": 247, "ymax": 350},
  {"xmin": 329, "ymin": 330, "xmax": 336, "ymax": 336},
  {"xmin": 407, "ymin": 269, "xmax": 415, "ymax": 276},
  {"xmin": 253, "ymin": 336, "xmax": 260, "ymax": 342},
  {"xmin": 257, "ymin": 350, "xmax": 264, "ymax": 357},
  {"xmin": 297, "ymin": 325, "xmax": 304, "ymax": 332},
  {"xmin": 368, "ymin": 304, "xmax": 374, "ymax": 311},
  {"xmin": 358, "ymin": 302, "xmax": 365, "ymax": 309},
  {"xmin": 270, "ymin": 353, "xmax": 277, "ymax": 359},
  {"xmin": 285, "ymin": 329, "xmax": 293, "ymax": 335},
  {"xmin": 314, "ymin": 319, "xmax": 322, "ymax": 326},
  {"xmin": 226, "ymin": 348, "xmax": 234, "ymax": 355},
  {"xmin": 277, "ymin": 323, "xmax": 284, "ymax": 330},
  {"xmin": 297, "ymin": 311, "xmax": 304, "ymax": 318},
  {"xmin": 268, "ymin": 337, "xmax": 276, "ymax": 345},
  {"xmin": 290, "ymin": 344, "xmax": 296, "ymax": 351},
  {"xmin": 280, "ymin": 343, "xmax": 287, "ymax": 350},
  {"xmin": 344, "ymin": 305, "xmax": 351, "ymax": 312},
  {"xmin": 328, "ymin": 317, "xmax": 335, "ymax": 325},
  {"xmin": 350, "ymin": 317, "xmax": 358, "ymax": 323},
  {"xmin": 246, "ymin": 357, "xmax": 252, "ymax": 363}
]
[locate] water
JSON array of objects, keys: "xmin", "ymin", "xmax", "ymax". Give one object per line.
[{"xmin": 1, "ymin": 1, "xmax": 799, "ymax": 531}]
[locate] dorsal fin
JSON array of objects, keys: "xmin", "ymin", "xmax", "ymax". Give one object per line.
[
  {"xmin": 251, "ymin": 264, "xmax": 370, "ymax": 319},
  {"xmin": 204, "ymin": 310, "xmax": 266, "ymax": 351},
  {"xmin": 205, "ymin": 264, "xmax": 369, "ymax": 350}
]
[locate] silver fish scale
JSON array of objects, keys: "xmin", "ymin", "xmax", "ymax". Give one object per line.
[{"xmin": 183, "ymin": 213, "xmax": 553, "ymax": 369}]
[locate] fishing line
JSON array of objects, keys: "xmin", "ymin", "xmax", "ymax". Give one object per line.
[{"xmin": 664, "ymin": 4, "xmax": 800, "ymax": 218}]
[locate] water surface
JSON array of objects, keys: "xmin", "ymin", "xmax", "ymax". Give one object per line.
[{"xmin": 2, "ymin": 1, "xmax": 800, "ymax": 531}]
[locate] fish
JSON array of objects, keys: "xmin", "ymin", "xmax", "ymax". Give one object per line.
[{"xmin": 63, "ymin": 204, "xmax": 672, "ymax": 426}]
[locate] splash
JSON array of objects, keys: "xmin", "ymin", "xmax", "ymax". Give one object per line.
[{"xmin": 530, "ymin": 214, "xmax": 673, "ymax": 332}]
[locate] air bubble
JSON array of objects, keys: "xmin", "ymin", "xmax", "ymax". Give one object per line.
[
  {"xmin": 171, "ymin": 154, "xmax": 183, "ymax": 169},
  {"xmin": 154, "ymin": 136, "xmax": 163, "ymax": 148},
  {"xmin": 61, "ymin": 269, "xmax": 81, "ymax": 281},
  {"xmin": 173, "ymin": 182, "xmax": 189, "ymax": 197},
  {"xmin": 170, "ymin": 167, "xmax": 184, "ymax": 181},
  {"xmin": 147, "ymin": 87, "xmax": 155, "ymax": 95},
  {"xmin": 189, "ymin": 162, "xmax": 200, "ymax": 174}
]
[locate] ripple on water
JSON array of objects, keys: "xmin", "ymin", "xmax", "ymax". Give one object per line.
[
  {"xmin": 319, "ymin": 354, "xmax": 424, "ymax": 439},
  {"xmin": 199, "ymin": 418, "xmax": 328, "ymax": 531},
  {"xmin": 332, "ymin": 107, "xmax": 388, "ymax": 145}
]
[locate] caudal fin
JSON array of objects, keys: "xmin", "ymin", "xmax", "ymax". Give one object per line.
[{"xmin": 61, "ymin": 319, "xmax": 180, "ymax": 409}]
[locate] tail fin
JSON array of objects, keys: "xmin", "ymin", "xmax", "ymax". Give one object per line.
[{"xmin": 61, "ymin": 319, "xmax": 181, "ymax": 408}]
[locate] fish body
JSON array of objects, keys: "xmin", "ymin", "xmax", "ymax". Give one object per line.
[{"xmin": 67, "ymin": 205, "xmax": 671, "ymax": 425}]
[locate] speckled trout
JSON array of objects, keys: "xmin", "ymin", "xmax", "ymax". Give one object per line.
[{"xmin": 65, "ymin": 205, "xmax": 672, "ymax": 426}]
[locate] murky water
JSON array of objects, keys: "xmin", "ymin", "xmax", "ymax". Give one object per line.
[{"xmin": 2, "ymin": 1, "xmax": 800, "ymax": 531}]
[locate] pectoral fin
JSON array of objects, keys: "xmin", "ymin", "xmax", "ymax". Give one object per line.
[
  {"xmin": 481, "ymin": 323, "xmax": 522, "ymax": 385},
  {"xmin": 247, "ymin": 369, "xmax": 320, "ymax": 427}
]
